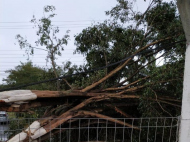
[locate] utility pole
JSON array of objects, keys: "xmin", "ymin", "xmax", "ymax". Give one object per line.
[{"xmin": 177, "ymin": 0, "xmax": 190, "ymax": 141}]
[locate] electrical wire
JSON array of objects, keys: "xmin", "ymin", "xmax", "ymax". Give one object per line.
[
  {"xmin": 0, "ymin": 26, "xmax": 90, "ymax": 30},
  {"xmin": 0, "ymin": 26, "xmax": 92, "ymax": 30},
  {"xmin": 0, "ymin": 20, "xmax": 105, "ymax": 30},
  {"xmin": 0, "ymin": 56, "xmax": 83, "ymax": 58},
  {"xmin": 0, "ymin": 24, "xmax": 91, "ymax": 27},
  {"xmin": 0, "ymin": 20, "xmax": 105, "ymax": 23},
  {"xmin": 1, "ymin": 62, "xmax": 83, "ymax": 63},
  {"xmin": 0, "ymin": 39, "xmax": 186, "ymax": 92}
]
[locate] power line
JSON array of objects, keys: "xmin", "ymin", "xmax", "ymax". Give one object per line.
[
  {"xmin": 0, "ymin": 25, "xmax": 85, "ymax": 28},
  {"xmin": 0, "ymin": 63, "xmax": 84, "ymax": 65},
  {"xmin": 0, "ymin": 56, "xmax": 83, "ymax": 58},
  {"xmin": 0, "ymin": 39, "xmax": 186, "ymax": 92},
  {"xmin": 0, "ymin": 26, "xmax": 89, "ymax": 30},
  {"xmin": 0, "ymin": 48, "xmax": 76, "ymax": 51},
  {"xmin": 0, "ymin": 24, "xmax": 91, "ymax": 27},
  {"xmin": 0, "ymin": 20, "xmax": 105, "ymax": 23},
  {"xmin": 0, "ymin": 59, "xmax": 83, "ymax": 64},
  {"xmin": 0, "ymin": 51, "xmax": 76, "ymax": 52},
  {"xmin": 0, "ymin": 63, "xmax": 85, "ymax": 65},
  {"xmin": 0, "ymin": 49, "xmax": 78, "ymax": 51}
]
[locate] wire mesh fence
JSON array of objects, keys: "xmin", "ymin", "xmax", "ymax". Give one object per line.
[{"xmin": 0, "ymin": 116, "xmax": 180, "ymax": 142}]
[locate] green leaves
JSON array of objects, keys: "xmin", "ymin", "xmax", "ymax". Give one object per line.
[
  {"xmin": 44, "ymin": 5, "xmax": 56, "ymax": 12},
  {"xmin": 105, "ymin": 0, "xmax": 133, "ymax": 23},
  {"xmin": 17, "ymin": 5, "xmax": 70, "ymax": 62},
  {"xmin": 3, "ymin": 62, "xmax": 53, "ymax": 90},
  {"xmin": 16, "ymin": 5, "xmax": 70, "ymax": 87},
  {"xmin": 73, "ymin": 1, "xmax": 185, "ymax": 117}
]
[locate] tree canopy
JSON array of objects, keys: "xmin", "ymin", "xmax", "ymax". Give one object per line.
[{"xmin": 0, "ymin": 1, "xmax": 186, "ymax": 141}]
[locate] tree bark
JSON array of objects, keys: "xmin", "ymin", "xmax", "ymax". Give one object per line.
[{"xmin": 81, "ymin": 37, "xmax": 172, "ymax": 93}]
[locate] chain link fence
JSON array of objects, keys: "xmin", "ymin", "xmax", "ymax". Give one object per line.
[{"xmin": 0, "ymin": 116, "xmax": 180, "ymax": 142}]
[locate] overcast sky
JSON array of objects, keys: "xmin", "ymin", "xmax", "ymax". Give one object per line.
[{"xmin": 0, "ymin": 0, "xmax": 150, "ymax": 84}]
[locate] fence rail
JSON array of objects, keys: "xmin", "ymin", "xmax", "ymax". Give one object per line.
[{"xmin": 0, "ymin": 116, "xmax": 180, "ymax": 142}]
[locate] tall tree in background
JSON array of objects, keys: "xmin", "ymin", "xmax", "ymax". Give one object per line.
[
  {"xmin": 16, "ymin": 5, "xmax": 70, "ymax": 90},
  {"xmin": 2, "ymin": 61, "xmax": 59, "ymax": 90}
]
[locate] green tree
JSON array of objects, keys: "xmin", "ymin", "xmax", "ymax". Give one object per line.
[
  {"xmin": 1, "ymin": 1, "xmax": 185, "ymax": 141},
  {"xmin": 3, "ymin": 61, "xmax": 54, "ymax": 90},
  {"xmin": 74, "ymin": 1, "xmax": 185, "ymax": 117},
  {"xmin": 72, "ymin": 1, "xmax": 185, "ymax": 141},
  {"xmin": 16, "ymin": 5, "xmax": 70, "ymax": 90}
]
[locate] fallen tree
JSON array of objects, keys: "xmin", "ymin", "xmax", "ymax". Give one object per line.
[
  {"xmin": 0, "ymin": 38, "xmax": 182, "ymax": 141},
  {"xmin": 0, "ymin": 1, "xmax": 185, "ymax": 141}
]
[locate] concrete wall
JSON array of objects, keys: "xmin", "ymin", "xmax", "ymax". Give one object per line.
[{"xmin": 177, "ymin": 0, "xmax": 190, "ymax": 141}]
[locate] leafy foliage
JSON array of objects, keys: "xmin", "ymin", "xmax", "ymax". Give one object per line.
[
  {"xmin": 15, "ymin": 5, "xmax": 70, "ymax": 90},
  {"xmin": 3, "ymin": 62, "xmax": 55, "ymax": 90},
  {"xmin": 74, "ymin": 1, "xmax": 185, "ymax": 117},
  {"xmin": 0, "ymin": 1, "xmax": 186, "ymax": 141}
]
